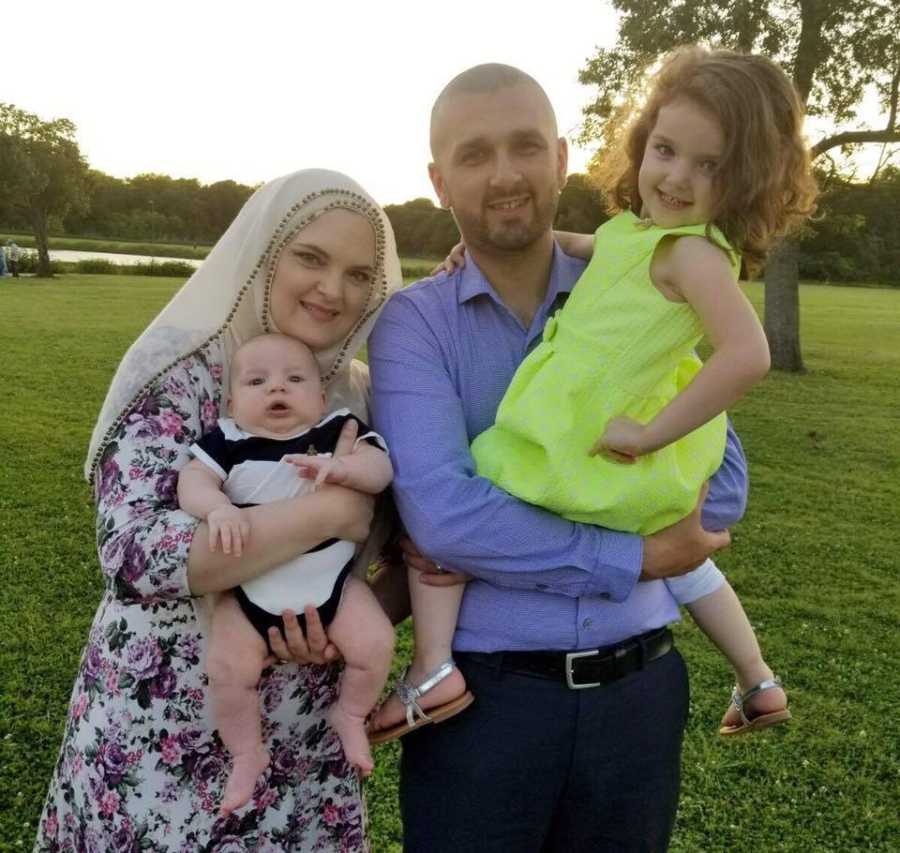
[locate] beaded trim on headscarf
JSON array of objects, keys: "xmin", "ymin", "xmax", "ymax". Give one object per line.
[{"xmin": 87, "ymin": 189, "xmax": 389, "ymax": 486}]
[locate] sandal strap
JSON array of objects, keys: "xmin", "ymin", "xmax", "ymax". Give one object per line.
[
  {"xmin": 731, "ymin": 676, "xmax": 784, "ymax": 728},
  {"xmin": 392, "ymin": 660, "xmax": 458, "ymax": 729}
]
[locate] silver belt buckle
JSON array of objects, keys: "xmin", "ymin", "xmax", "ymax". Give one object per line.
[
  {"xmin": 565, "ymin": 649, "xmax": 601, "ymax": 689},
  {"xmin": 566, "ymin": 646, "xmax": 628, "ymax": 689}
]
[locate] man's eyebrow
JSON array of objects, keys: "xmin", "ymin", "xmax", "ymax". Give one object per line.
[{"xmin": 454, "ymin": 135, "xmax": 490, "ymax": 153}]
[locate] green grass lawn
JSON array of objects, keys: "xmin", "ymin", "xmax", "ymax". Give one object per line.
[{"xmin": 2, "ymin": 274, "xmax": 898, "ymax": 851}]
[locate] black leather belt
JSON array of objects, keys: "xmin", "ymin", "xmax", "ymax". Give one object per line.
[{"xmin": 458, "ymin": 627, "xmax": 673, "ymax": 690}]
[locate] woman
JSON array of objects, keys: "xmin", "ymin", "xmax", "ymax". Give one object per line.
[{"xmin": 35, "ymin": 170, "xmax": 403, "ymax": 851}]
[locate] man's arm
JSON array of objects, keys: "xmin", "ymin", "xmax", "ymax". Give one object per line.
[
  {"xmin": 370, "ymin": 294, "xmax": 745, "ymax": 599},
  {"xmin": 370, "ymin": 295, "xmax": 627, "ymax": 601}
]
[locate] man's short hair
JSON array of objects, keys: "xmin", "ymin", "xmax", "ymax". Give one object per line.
[{"xmin": 430, "ymin": 64, "xmax": 557, "ymax": 155}]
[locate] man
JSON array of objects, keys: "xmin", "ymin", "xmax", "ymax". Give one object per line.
[
  {"xmin": 6, "ymin": 241, "xmax": 21, "ymax": 277},
  {"xmin": 368, "ymin": 64, "xmax": 747, "ymax": 852}
]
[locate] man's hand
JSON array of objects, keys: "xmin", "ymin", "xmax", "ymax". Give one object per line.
[
  {"xmin": 206, "ymin": 505, "xmax": 250, "ymax": 556},
  {"xmin": 640, "ymin": 483, "xmax": 730, "ymax": 580},
  {"xmin": 265, "ymin": 607, "xmax": 340, "ymax": 666},
  {"xmin": 399, "ymin": 535, "xmax": 470, "ymax": 587}
]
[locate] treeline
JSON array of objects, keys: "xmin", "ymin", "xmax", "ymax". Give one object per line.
[
  {"xmin": 799, "ymin": 167, "xmax": 900, "ymax": 284},
  {"xmin": 1, "ymin": 165, "xmax": 897, "ymax": 284},
  {"xmin": 0, "ymin": 169, "xmax": 256, "ymax": 245}
]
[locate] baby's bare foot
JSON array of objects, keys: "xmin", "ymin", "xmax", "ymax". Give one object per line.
[
  {"xmin": 369, "ymin": 661, "xmax": 467, "ymax": 734},
  {"xmin": 329, "ymin": 703, "xmax": 374, "ymax": 776},
  {"xmin": 220, "ymin": 747, "xmax": 270, "ymax": 816}
]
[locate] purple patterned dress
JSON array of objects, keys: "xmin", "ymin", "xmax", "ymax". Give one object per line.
[{"xmin": 34, "ymin": 350, "xmax": 368, "ymax": 852}]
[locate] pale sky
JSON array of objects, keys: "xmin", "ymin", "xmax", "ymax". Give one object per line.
[
  {"xmin": 3, "ymin": 0, "xmax": 619, "ymax": 204},
  {"xmin": 4, "ymin": 1, "xmax": 891, "ymax": 206}
]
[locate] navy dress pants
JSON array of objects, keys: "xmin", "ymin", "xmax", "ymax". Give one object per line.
[{"xmin": 399, "ymin": 646, "xmax": 689, "ymax": 852}]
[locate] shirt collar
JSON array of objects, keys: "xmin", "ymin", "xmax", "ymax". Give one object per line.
[{"xmin": 456, "ymin": 241, "xmax": 583, "ymax": 308}]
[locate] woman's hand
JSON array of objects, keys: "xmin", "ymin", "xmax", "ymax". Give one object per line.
[
  {"xmin": 431, "ymin": 241, "xmax": 467, "ymax": 276},
  {"xmin": 399, "ymin": 535, "xmax": 470, "ymax": 587},
  {"xmin": 265, "ymin": 606, "xmax": 340, "ymax": 666},
  {"xmin": 206, "ymin": 505, "xmax": 251, "ymax": 555}
]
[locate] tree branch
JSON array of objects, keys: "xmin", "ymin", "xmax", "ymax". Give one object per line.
[{"xmin": 812, "ymin": 129, "xmax": 900, "ymax": 158}]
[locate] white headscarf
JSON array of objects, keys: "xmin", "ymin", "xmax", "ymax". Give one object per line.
[{"xmin": 85, "ymin": 169, "xmax": 402, "ymax": 483}]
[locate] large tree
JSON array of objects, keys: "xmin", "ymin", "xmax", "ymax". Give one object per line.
[
  {"xmin": 579, "ymin": 0, "xmax": 900, "ymax": 370},
  {"xmin": 0, "ymin": 104, "xmax": 89, "ymax": 277}
]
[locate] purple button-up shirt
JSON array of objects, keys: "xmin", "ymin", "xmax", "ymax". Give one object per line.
[{"xmin": 368, "ymin": 244, "xmax": 748, "ymax": 652}]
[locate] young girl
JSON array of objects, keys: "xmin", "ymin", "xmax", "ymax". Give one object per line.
[{"xmin": 370, "ymin": 47, "xmax": 816, "ymax": 741}]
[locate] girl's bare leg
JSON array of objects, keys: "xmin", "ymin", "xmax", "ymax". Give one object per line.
[
  {"xmin": 368, "ymin": 565, "xmax": 467, "ymax": 732},
  {"xmin": 686, "ymin": 582, "xmax": 787, "ymax": 726},
  {"xmin": 326, "ymin": 578, "xmax": 395, "ymax": 775},
  {"xmin": 207, "ymin": 592, "xmax": 271, "ymax": 815}
]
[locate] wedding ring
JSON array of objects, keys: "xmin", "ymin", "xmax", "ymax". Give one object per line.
[{"xmin": 434, "ymin": 563, "xmax": 448, "ymax": 575}]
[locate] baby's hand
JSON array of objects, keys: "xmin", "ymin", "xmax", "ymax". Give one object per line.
[
  {"xmin": 283, "ymin": 454, "xmax": 349, "ymax": 490},
  {"xmin": 589, "ymin": 416, "xmax": 648, "ymax": 464},
  {"xmin": 206, "ymin": 505, "xmax": 250, "ymax": 556}
]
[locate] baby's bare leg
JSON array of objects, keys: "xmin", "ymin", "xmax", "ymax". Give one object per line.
[
  {"xmin": 327, "ymin": 578, "xmax": 395, "ymax": 775},
  {"xmin": 207, "ymin": 591, "xmax": 271, "ymax": 815}
]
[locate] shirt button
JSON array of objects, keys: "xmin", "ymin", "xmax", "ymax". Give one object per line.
[
  {"xmin": 582, "ymin": 618, "xmax": 593, "ymax": 628},
  {"xmin": 536, "ymin": 583, "xmax": 548, "ymax": 591}
]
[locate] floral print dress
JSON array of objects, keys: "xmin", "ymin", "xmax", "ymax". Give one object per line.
[{"xmin": 35, "ymin": 350, "xmax": 367, "ymax": 853}]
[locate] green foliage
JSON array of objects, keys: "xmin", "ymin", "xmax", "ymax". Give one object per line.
[
  {"xmin": 2, "ymin": 274, "xmax": 899, "ymax": 850},
  {"xmin": 384, "ymin": 197, "xmax": 459, "ymax": 258},
  {"xmin": 0, "ymin": 103, "xmax": 91, "ymax": 276},
  {"xmin": 72, "ymin": 257, "xmax": 117, "ymax": 274},
  {"xmin": 127, "ymin": 260, "xmax": 198, "ymax": 277},
  {"xmin": 66, "ymin": 171, "xmax": 256, "ymax": 245},
  {"xmin": 800, "ymin": 166, "xmax": 900, "ymax": 283},
  {"xmin": 10, "ymin": 250, "xmax": 66, "ymax": 275},
  {"xmin": 554, "ymin": 173, "xmax": 609, "ymax": 233}
]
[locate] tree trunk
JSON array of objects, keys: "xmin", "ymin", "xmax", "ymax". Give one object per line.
[
  {"xmin": 30, "ymin": 207, "xmax": 53, "ymax": 277},
  {"xmin": 763, "ymin": 238, "xmax": 804, "ymax": 372}
]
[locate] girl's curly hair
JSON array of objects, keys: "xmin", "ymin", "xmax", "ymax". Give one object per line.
[{"xmin": 600, "ymin": 46, "xmax": 818, "ymax": 278}]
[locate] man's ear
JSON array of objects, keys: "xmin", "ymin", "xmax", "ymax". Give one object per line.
[
  {"xmin": 429, "ymin": 162, "xmax": 451, "ymax": 209},
  {"xmin": 556, "ymin": 137, "xmax": 569, "ymax": 189}
]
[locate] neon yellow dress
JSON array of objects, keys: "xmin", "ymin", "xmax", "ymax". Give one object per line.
[{"xmin": 471, "ymin": 210, "xmax": 740, "ymax": 535}]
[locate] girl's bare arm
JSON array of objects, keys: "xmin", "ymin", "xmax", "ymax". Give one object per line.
[{"xmin": 634, "ymin": 236, "xmax": 769, "ymax": 454}]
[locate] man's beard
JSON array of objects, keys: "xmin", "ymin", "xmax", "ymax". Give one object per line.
[{"xmin": 453, "ymin": 190, "xmax": 559, "ymax": 254}]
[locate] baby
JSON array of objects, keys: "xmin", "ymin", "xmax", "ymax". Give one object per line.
[{"xmin": 177, "ymin": 333, "xmax": 394, "ymax": 816}]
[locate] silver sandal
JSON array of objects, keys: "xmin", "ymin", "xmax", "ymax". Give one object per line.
[
  {"xmin": 368, "ymin": 659, "xmax": 474, "ymax": 745},
  {"xmin": 719, "ymin": 676, "xmax": 791, "ymax": 736}
]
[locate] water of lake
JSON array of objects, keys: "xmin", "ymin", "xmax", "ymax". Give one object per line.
[{"xmin": 49, "ymin": 249, "xmax": 203, "ymax": 268}]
